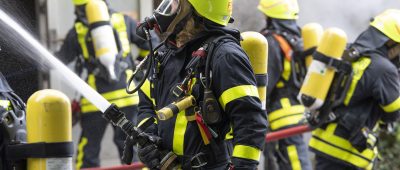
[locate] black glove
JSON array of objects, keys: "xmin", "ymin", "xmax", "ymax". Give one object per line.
[{"xmin": 138, "ymin": 140, "xmax": 160, "ymax": 169}]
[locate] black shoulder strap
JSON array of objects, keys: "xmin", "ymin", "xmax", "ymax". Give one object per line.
[{"xmin": 204, "ymin": 34, "xmax": 239, "ymax": 88}]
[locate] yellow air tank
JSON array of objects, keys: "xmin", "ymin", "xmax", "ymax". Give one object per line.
[
  {"xmin": 86, "ymin": 0, "xmax": 119, "ymax": 81},
  {"xmin": 298, "ymin": 28, "xmax": 347, "ymax": 111},
  {"xmin": 240, "ymin": 31, "xmax": 268, "ymax": 109},
  {"xmin": 302, "ymin": 23, "xmax": 323, "ymax": 68},
  {"xmin": 27, "ymin": 89, "xmax": 72, "ymax": 170}
]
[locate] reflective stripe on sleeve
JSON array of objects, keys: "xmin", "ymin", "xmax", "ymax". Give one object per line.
[
  {"xmin": 381, "ymin": 97, "xmax": 400, "ymax": 113},
  {"xmin": 232, "ymin": 145, "xmax": 261, "ymax": 161},
  {"xmin": 218, "ymin": 85, "xmax": 259, "ymax": 110}
]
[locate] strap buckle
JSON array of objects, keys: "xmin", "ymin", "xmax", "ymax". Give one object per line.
[{"xmin": 191, "ymin": 152, "xmax": 207, "ymax": 169}]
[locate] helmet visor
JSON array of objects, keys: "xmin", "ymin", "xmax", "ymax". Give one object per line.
[{"xmin": 156, "ymin": 0, "xmax": 180, "ymax": 16}]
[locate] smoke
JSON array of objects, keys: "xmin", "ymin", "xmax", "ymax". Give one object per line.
[{"xmin": 232, "ymin": 0, "xmax": 400, "ymax": 41}]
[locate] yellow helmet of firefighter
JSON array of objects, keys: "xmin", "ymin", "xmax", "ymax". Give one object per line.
[
  {"xmin": 188, "ymin": 0, "xmax": 233, "ymax": 26},
  {"xmin": 370, "ymin": 9, "xmax": 400, "ymax": 43},
  {"xmin": 258, "ymin": 0, "xmax": 299, "ymax": 20},
  {"xmin": 72, "ymin": 0, "xmax": 88, "ymax": 5}
]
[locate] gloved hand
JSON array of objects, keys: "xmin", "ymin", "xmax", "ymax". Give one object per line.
[{"xmin": 138, "ymin": 136, "xmax": 160, "ymax": 169}]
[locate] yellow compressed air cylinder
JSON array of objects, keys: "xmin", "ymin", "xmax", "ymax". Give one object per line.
[
  {"xmin": 86, "ymin": 0, "xmax": 119, "ymax": 81},
  {"xmin": 298, "ymin": 28, "xmax": 347, "ymax": 111},
  {"xmin": 27, "ymin": 89, "xmax": 72, "ymax": 170},
  {"xmin": 302, "ymin": 23, "xmax": 323, "ymax": 68},
  {"xmin": 240, "ymin": 31, "xmax": 268, "ymax": 109}
]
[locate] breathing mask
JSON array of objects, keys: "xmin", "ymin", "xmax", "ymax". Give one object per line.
[{"xmin": 136, "ymin": 0, "xmax": 180, "ymax": 40}]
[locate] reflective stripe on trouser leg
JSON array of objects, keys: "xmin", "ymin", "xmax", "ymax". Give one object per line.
[
  {"xmin": 77, "ymin": 111, "xmax": 109, "ymax": 168},
  {"xmin": 277, "ymin": 134, "xmax": 312, "ymax": 170},
  {"xmin": 76, "ymin": 137, "xmax": 88, "ymax": 170},
  {"xmin": 287, "ymin": 145, "xmax": 301, "ymax": 170}
]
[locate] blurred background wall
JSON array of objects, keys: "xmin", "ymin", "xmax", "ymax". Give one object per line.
[{"xmin": 232, "ymin": 0, "xmax": 400, "ymax": 41}]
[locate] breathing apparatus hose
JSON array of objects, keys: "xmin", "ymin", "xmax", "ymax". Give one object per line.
[{"xmin": 126, "ymin": 27, "xmax": 162, "ymax": 94}]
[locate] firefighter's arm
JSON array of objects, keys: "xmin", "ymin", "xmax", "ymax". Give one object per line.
[
  {"xmin": 137, "ymin": 79, "xmax": 158, "ymax": 134},
  {"xmin": 55, "ymin": 28, "xmax": 81, "ymax": 64},
  {"xmin": 373, "ymin": 64, "xmax": 400, "ymax": 122},
  {"xmin": 212, "ymin": 43, "xmax": 268, "ymax": 169}
]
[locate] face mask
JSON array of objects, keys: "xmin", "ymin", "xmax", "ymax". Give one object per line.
[{"xmin": 136, "ymin": 0, "xmax": 180, "ymax": 40}]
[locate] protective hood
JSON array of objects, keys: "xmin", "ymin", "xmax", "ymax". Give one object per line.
[
  {"xmin": 265, "ymin": 18, "xmax": 301, "ymax": 37},
  {"xmin": 350, "ymin": 26, "xmax": 390, "ymax": 57},
  {"xmin": 0, "ymin": 72, "xmax": 13, "ymax": 93}
]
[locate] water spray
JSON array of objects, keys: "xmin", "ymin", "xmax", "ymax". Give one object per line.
[
  {"xmin": 0, "ymin": 8, "xmax": 180, "ymax": 169},
  {"xmin": 0, "ymin": 9, "xmax": 110, "ymax": 112}
]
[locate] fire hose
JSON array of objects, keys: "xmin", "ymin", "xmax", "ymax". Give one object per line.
[{"xmin": 82, "ymin": 124, "xmax": 312, "ymax": 170}]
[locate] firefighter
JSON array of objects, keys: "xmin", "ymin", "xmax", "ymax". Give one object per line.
[
  {"xmin": 0, "ymin": 72, "xmax": 26, "ymax": 170},
  {"xmin": 309, "ymin": 9, "xmax": 400, "ymax": 170},
  {"xmin": 134, "ymin": 0, "xmax": 268, "ymax": 169},
  {"xmin": 257, "ymin": 0, "xmax": 312, "ymax": 169},
  {"xmin": 56, "ymin": 0, "xmax": 156, "ymax": 168}
]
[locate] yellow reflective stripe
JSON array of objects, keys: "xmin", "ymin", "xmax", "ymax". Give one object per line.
[
  {"xmin": 111, "ymin": 13, "xmax": 130, "ymax": 57},
  {"xmin": 276, "ymin": 81, "xmax": 285, "ymax": 88},
  {"xmin": 381, "ymin": 97, "xmax": 400, "ymax": 113},
  {"xmin": 140, "ymin": 79, "xmax": 155, "ymax": 106},
  {"xmin": 344, "ymin": 57, "xmax": 371, "ymax": 105},
  {"xmin": 87, "ymin": 74, "xmax": 96, "ymax": 90},
  {"xmin": 74, "ymin": 22, "xmax": 89, "ymax": 60},
  {"xmin": 309, "ymin": 123, "xmax": 376, "ymax": 168},
  {"xmin": 81, "ymin": 94, "xmax": 139, "ymax": 113},
  {"xmin": 225, "ymin": 127, "xmax": 233, "ymax": 140},
  {"xmin": 218, "ymin": 85, "xmax": 259, "ymax": 110},
  {"xmin": 287, "ymin": 145, "xmax": 301, "ymax": 170},
  {"xmin": 309, "ymin": 138, "xmax": 374, "ymax": 169},
  {"xmin": 282, "ymin": 59, "xmax": 291, "ymax": 81},
  {"xmin": 269, "ymin": 105, "xmax": 305, "ymax": 122},
  {"xmin": 232, "ymin": 145, "xmax": 261, "ymax": 161},
  {"xmin": 76, "ymin": 137, "xmax": 88, "ymax": 170},
  {"xmin": 138, "ymin": 117, "xmax": 158, "ymax": 128},
  {"xmin": 280, "ymin": 98, "xmax": 291, "ymax": 108},
  {"xmin": 139, "ymin": 49, "xmax": 150, "ymax": 57},
  {"xmin": 271, "ymin": 114, "xmax": 303, "ymax": 130},
  {"xmin": 173, "ymin": 111, "xmax": 187, "ymax": 155},
  {"xmin": 0, "ymin": 100, "xmax": 10, "ymax": 110}
]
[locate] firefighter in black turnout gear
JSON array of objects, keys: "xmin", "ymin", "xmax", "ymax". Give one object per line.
[
  {"xmin": 258, "ymin": 0, "xmax": 312, "ymax": 169},
  {"xmin": 0, "ymin": 72, "xmax": 26, "ymax": 170},
  {"xmin": 56, "ymin": 0, "xmax": 156, "ymax": 168},
  {"xmin": 133, "ymin": 0, "xmax": 268, "ymax": 169},
  {"xmin": 309, "ymin": 9, "xmax": 400, "ymax": 170}
]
